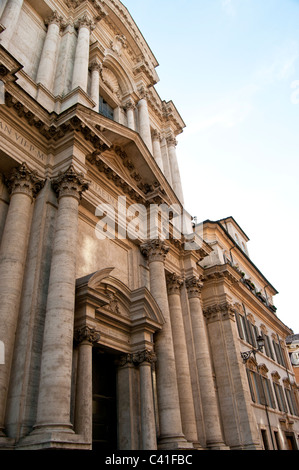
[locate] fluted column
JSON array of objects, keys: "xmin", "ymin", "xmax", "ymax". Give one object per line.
[
  {"xmin": 0, "ymin": 163, "xmax": 44, "ymax": 435},
  {"xmin": 34, "ymin": 165, "xmax": 89, "ymax": 434},
  {"xmin": 185, "ymin": 276, "xmax": 227, "ymax": 449},
  {"xmin": 36, "ymin": 11, "xmax": 65, "ymax": 92},
  {"xmin": 125, "ymin": 99, "xmax": 136, "ymax": 131},
  {"xmin": 137, "ymin": 88, "xmax": 153, "ymax": 153},
  {"xmin": 133, "ymin": 350, "xmax": 157, "ymax": 450},
  {"xmin": 89, "ymin": 60, "xmax": 101, "ymax": 110},
  {"xmin": 166, "ymin": 273, "xmax": 199, "ymax": 446},
  {"xmin": 0, "ymin": 0, "xmax": 23, "ymax": 48},
  {"xmin": 167, "ymin": 136, "xmax": 184, "ymax": 204},
  {"xmin": 72, "ymin": 14, "xmax": 95, "ymax": 92},
  {"xmin": 140, "ymin": 240, "xmax": 189, "ymax": 449},
  {"xmin": 74, "ymin": 326, "xmax": 100, "ymax": 442},
  {"xmin": 152, "ymin": 130, "xmax": 164, "ymax": 171}
]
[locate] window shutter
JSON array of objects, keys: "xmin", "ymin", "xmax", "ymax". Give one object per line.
[
  {"xmin": 235, "ymin": 312, "xmax": 244, "ymax": 340},
  {"xmin": 246, "ymin": 369, "xmax": 255, "ymax": 402}
]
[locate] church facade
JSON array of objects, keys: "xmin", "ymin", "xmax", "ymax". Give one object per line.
[{"xmin": 0, "ymin": 0, "xmax": 298, "ymax": 451}]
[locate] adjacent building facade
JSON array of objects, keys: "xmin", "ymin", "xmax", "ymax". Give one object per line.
[{"xmin": 0, "ymin": 0, "xmax": 298, "ymax": 451}]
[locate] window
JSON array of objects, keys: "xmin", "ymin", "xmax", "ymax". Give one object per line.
[
  {"xmin": 235, "ymin": 311, "xmax": 258, "ymax": 348},
  {"xmin": 261, "ymin": 376, "xmax": 276, "ymax": 408},
  {"xmin": 272, "ymin": 340, "xmax": 287, "ymax": 367},
  {"xmin": 273, "ymin": 382, "xmax": 288, "ymax": 412},
  {"xmin": 284, "ymin": 386, "xmax": 299, "ymax": 416},
  {"xmin": 246, "ymin": 368, "xmax": 265, "ymax": 404},
  {"xmin": 99, "ymin": 96, "xmax": 114, "ymax": 120},
  {"xmin": 246, "ymin": 364, "xmax": 276, "ymax": 409},
  {"xmin": 262, "ymin": 333, "xmax": 275, "ymax": 360}
]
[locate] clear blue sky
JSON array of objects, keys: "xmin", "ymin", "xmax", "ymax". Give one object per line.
[{"xmin": 123, "ymin": 0, "xmax": 299, "ymax": 333}]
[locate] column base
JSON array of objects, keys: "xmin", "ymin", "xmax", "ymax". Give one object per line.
[
  {"xmin": 158, "ymin": 435, "xmax": 194, "ymax": 450},
  {"xmin": 16, "ymin": 430, "xmax": 91, "ymax": 450},
  {"xmin": 0, "ymin": 436, "xmax": 15, "ymax": 450},
  {"xmin": 206, "ymin": 440, "xmax": 230, "ymax": 450}
]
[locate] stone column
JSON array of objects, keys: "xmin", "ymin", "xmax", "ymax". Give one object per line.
[
  {"xmin": 185, "ymin": 276, "xmax": 227, "ymax": 449},
  {"xmin": 160, "ymin": 136, "xmax": 172, "ymax": 184},
  {"xmin": 34, "ymin": 165, "xmax": 89, "ymax": 434},
  {"xmin": 74, "ymin": 326, "xmax": 100, "ymax": 443},
  {"xmin": 167, "ymin": 136, "xmax": 184, "ymax": 204},
  {"xmin": 89, "ymin": 60, "xmax": 101, "ymax": 110},
  {"xmin": 133, "ymin": 350, "xmax": 157, "ymax": 450},
  {"xmin": 0, "ymin": 163, "xmax": 44, "ymax": 435},
  {"xmin": 140, "ymin": 240, "xmax": 189, "ymax": 449},
  {"xmin": 72, "ymin": 14, "xmax": 95, "ymax": 92},
  {"xmin": 36, "ymin": 11, "xmax": 65, "ymax": 92},
  {"xmin": 125, "ymin": 99, "xmax": 136, "ymax": 131},
  {"xmin": 0, "ymin": 0, "xmax": 23, "ymax": 48},
  {"xmin": 152, "ymin": 130, "xmax": 164, "ymax": 171},
  {"xmin": 117, "ymin": 354, "xmax": 138, "ymax": 450},
  {"xmin": 166, "ymin": 273, "xmax": 199, "ymax": 446},
  {"xmin": 137, "ymin": 88, "xmax": 153, "ymax": 153}
]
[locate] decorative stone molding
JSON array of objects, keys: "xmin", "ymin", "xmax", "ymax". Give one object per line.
[
  {"xmin": 51, "ymin": 164, "xmax": 89, "ymax": 201},
  {"xmin": 110, "ymin": 34, "xmax": 127, "ymax": 56},
  {"xmin": 185, "ymin": 276, "xmax": 203, "ymax": 298},
  {"xmin": 74, "ymin": 325, "xmax": 100, "ymax": 345},
  {"xmin": 105, "ymin": 292, "xmax": 120, "ymax": 314},
  {"xmin": 140, "ymin": 239, "xmax": 169, "ymax": 263},
  {"xmin": 166, "ymin": 272, "xmax": 183, "ymax": 295},
  {"xmin": 64, "ymin": 0, "xmax": 107, "ymax": 21},
  {"xmin": 101, "ymin": 66, "xmax": 120, "ymax": 95},
  {"xmin": 6, "ymin": 162, "xmax": 45, "ymax": 200},
  {"xmin": 0, "ymin": 64, "xmax": 9, "ymax": 78},
  {"xmin": 203, "ymin": 301, "xmax": 236, "ymax": 323},
  {"xmin": 271, "ymin": 371, "xmax": 281, "ymax": 382},
  {"xmin": 258, "ymin": 363, "xmax": 269, "ymax": 376},
  {"xmin": 246, "ymin": 357, "xmax": 258, "ymax": 371}
]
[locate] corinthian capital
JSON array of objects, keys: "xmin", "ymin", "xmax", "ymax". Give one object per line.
[
  {"xmin": 75, "ymin": 13, "xmax": 96, "ymax": 31},
  {"xmin": 89, "ymin": 60, "xmax": 102, "ymax": 73},
  {"xmin": 138, "ymin": 86, "xmax": 148, "ymax": 100},
  {"xmin": 124, "ymin": 98, "xmax": 136, "ymax": 111},
  {"xmin": 45, "ymin": 11, "xmax": 66, "ymax": 29},
  {"xmin": 6, "ymin": 162, "xmax": 45, "ymax": 200},
  {"xmin": 132, "ymin": 349, "xmax": 157, "ymax": 366},
  {"xmin": 166, "ymin": 136, "xmax": 177, "ymax": 148},
  {"xmin": 74, "ymin": 325, "xmax": 100, "ymax": 345},
  {"xmin": 140, "ymin": 239, "xmax": 169, "ymax": 263},
  {"xmin": 166, "ymin": 272, "xmax": 183, "ymax": 295},
  {"xmin": 51, "ymin": 165, "xmax": 89, "ymax": 201},
  {"xmin": 185, "ymin": 275, "xmax": 203, "ymax": 298}
]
